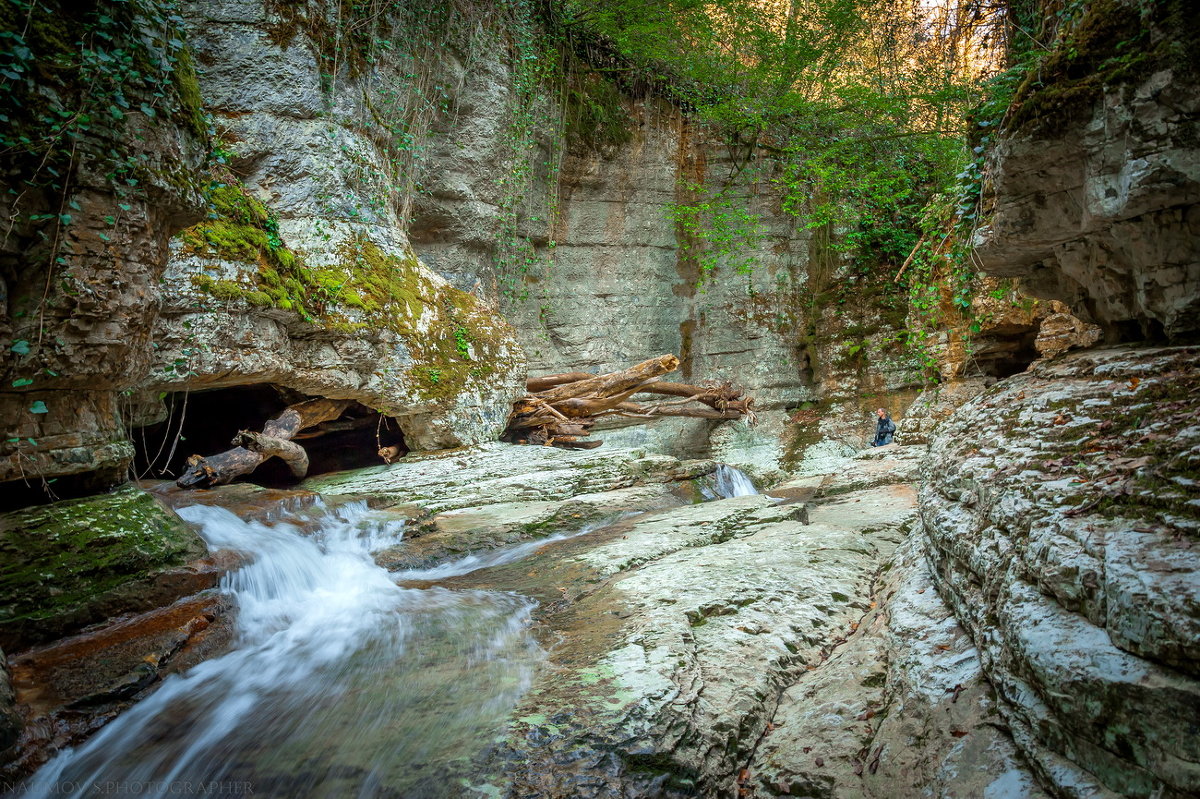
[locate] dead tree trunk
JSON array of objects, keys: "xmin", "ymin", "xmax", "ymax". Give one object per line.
[
  {"xmin": 176, "ymin": 398, "xmax": 351, "ymax": 488},
  {"xmin": 506, "ymin": 355, "xmax": 754, "ymax": 449}
]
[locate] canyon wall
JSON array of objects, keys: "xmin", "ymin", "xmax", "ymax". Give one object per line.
[
  {"xmin": 974, "ymin": 0, "xmax": 1199, "ymax": 343},
  {"xmin": 1, "ymin": 0, "xmax": 949, "ymax": 502},
  {"xmin": 922, "ymin": 2, "xmax": 1200, "ymax": 796}
]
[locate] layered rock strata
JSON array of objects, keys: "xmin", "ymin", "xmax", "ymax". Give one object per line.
[
  {"xmin": 974, "ymin": 1, "xmax": 1200, "ymax": 342},
  {"xmin": 137, "ymin": 0, "xmax": 527, "ymax": 451},
  {"xmin": 920, "ymin": 346, "xmax": 1200, "ymax": 797}
]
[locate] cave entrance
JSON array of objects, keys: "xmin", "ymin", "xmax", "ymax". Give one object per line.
[
  {"xmin": 132, "ymin": 384, "xmax": 406, "ymax": 487},
  {"xmin": 971, "ymin": 327, "xmax": 1041, "ymax": 379}
]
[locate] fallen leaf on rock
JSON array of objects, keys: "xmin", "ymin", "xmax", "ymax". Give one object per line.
[
  {"xmin": 849, "ymin": 622, "xmax": 859, "ymax": 632},
  {"xmin": 1128, "ymin": 377, "xmax": 1141, "ymax": 390},
  {"xmin": 1053, "ymin": 413, "xmax": 1071, "ymax": 425},
  {"xmin": 855, "ymin": 709, "xmax": 876, "ymax": 721},
  {"xmin": 935, "ymin": 644, "xmax": 951, "ymax": 651},
  {"xmin": 951, "ymin": 730, "xmax": 969, "ymax": 738},
  {"xmin": 868, "ymin": 601, "xmax": 877, "ymax": 609},
  {"xmin": 917, "ymin": 588, "xmax": 925, "ymax": 594},
  {"xmin": 802, "ymin": 746, "xmax": 812, "ymax": 754},
  {"xmin": 815, "ymin": 757, "xmax": 825, "ymax": 767}
]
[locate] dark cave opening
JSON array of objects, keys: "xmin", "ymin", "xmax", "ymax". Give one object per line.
[
  {"xmin": 972, "ymin": 328, "xmax": 1041, "ymax": 379},
  {"xmin": 133, "ymin": 384, "xmax": 407, "ymax": 488}
]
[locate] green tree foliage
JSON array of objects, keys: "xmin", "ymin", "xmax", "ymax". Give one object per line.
[{"xmin": 550, "ymin": 0, "xmax": 1000, "ymax": 268}]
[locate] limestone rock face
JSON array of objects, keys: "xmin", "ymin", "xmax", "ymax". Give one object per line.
[
  {"xmin": 920, "ymin": 345, "xmax": 1200, "ymax": 797},
  {"xmin": 895, "ymin": 378, "xmax": 992, "ymax": 445},
  {"xmin": 974, "ymin": 4, "xmax": 1200, "ymax": 342},
  {"xmin": 1035, "ymin": 311, "xmax": 1103, "ymax": 359},
  {"xmin": 0, "ymin": 95, "xmax": 207, "ymax": 489},
  {"xmin": 402, "ymin": 29, "xmax": 926, "ymax": 470},
  {"xmin": 137, "ymin": 0, "xmax": 526, "ymax": 451}
]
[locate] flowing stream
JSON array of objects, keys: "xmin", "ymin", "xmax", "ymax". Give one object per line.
[
  {"xmin": 25, "ymin": 501, "xmax": 543, "ymax": 798},
  {"xmin": 23, "ymin": 464, "xmax": 758, "ymax": 797}
]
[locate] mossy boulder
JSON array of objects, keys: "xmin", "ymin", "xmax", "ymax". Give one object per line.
[{"xmin": 0, "ymin": 486, "xmax": 209, "ymax": 652}]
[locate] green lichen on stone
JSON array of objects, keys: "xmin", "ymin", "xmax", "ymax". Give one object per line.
[
  {"xmin": 325, "ymin": 234, "xmax": 430, "ymax": 327},
  {"xmin": 0, "ymin": 486, "xmax": 207, "ymax": 638},
  {"xmin": 176, "ymin": 170, "xmax": 516, "ymax": 407},
  {"xmin": 178, "ymin": 175, "xmax": 307, "ymax": 286}
]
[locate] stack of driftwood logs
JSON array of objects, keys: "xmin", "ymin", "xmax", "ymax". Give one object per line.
[
  {"xmin": 175, "ymin": 355, "xmax": 753, "ymax": 488},
  {"xmin": 502, "ymin": 354, "xmax": 754, "ymax": 448}
]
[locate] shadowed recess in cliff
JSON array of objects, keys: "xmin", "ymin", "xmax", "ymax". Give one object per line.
[{"xmin": 131, "ymin": 385, "xmax": 406, "ymax": 487}]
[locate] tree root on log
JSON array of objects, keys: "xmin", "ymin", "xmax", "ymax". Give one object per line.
[{"xmin": 505, "ymin": 354, "xmax": 754, "ymax": 450}]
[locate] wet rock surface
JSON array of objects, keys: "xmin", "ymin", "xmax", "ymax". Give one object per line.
[
  {"xmin": 306, "ymin": 444, "xmax": 718, "ymax": 570},
  {"xmin": 1, "ymin": 593, "xmax": 234, "ymax": 782},
  {"xmin": 920, "ymin": 345, "xmax": 1200, "ymax": 797},
  {"xmin": 303, "ymin": 442, "xmax": 717, "ymax": 514},
  {"xmin": 0, "ymin": 649, "xmax": 18, "ymax": 762},
  {"xmin": 0, "ymin": 487, "xmax": 212, "ymax": 651},
  {"xmin": 374, "ymin": 443, "xmax": 1040, "ymax": 798}
]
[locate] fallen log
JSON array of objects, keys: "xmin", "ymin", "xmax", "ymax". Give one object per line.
[
  {"xmin": 609, "ymin": 401, "xmax": 748, "ymax": 420},
  {"xmin": 232, "ymin": 430, "xmax": 309, "ymax": 478},
  {"xmin": 176, "ymin": 398, "xmax": 351, "ymax": 488},
  {"xmin": 504, "ymin": 354, "xmax": 753, "ymax": 449},
  {"xmin": 527, "ymin": 372, "xmax": 596, "ymax": 392},
  {"xmin": 536, "ymin": 354, "xmax": 678, "ymax": 402},
  {"xmin": 636, "ymin": 380, "xmax": 744, "ymax": 410}
]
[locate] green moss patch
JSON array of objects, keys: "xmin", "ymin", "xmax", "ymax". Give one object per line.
[
  {"xmin": 176, "ymin": 172, "xmax": 516, "ymax": 408},
  {"xmin": 0, "ymin": 486, "xmax": 207, "ymax": 649},
  {"xmin": 1007, "ymin": 0, "xmax": 1200, "ymax": 138}
]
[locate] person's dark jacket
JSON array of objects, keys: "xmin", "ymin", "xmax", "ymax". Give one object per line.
[{"xmin": 873, "ymin": 415, "xmax": 896, "ymax": 446}]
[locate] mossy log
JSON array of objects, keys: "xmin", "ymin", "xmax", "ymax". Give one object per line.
[
  {"xmin": 505, "ymin": 355, "xmax": 754, "ymax": 449},
  {"xmin": 176, "ymin": 399, "xmax": 351, "ymax": 488}
]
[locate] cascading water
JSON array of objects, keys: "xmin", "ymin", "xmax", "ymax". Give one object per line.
[
  {"xmin": 705, "ymin": 464, "xmax": 759, "ymax": 499},
  {"xmin": 394, "ymin": 517, "xmax": 628, "ymax": 582},
  {"xmin": 22, "ymin": 473, "xmax": 755, "ymax": 797},
  {"xmin": 23, "ymin": 501, "xmax": 543, "ymax": 798}
]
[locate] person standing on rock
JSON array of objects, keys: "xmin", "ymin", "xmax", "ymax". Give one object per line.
[{"xmin": 872, "ymin": 408, "xmax": 896, "ymax": 447}]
